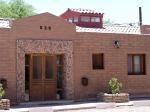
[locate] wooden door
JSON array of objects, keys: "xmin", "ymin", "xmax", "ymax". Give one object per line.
[{"xmin": 30, "ymin": 54, "xmax": 57, "ymax": 101}]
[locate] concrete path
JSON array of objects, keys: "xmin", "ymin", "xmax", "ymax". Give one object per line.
[{"xmin": 1, "ymin": 99, "xmax": 150, "ymax": 112}]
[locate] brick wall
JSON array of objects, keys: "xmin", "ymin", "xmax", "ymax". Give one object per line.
[
  {"xmin": 0, "ymin": 13, "xmax": 76, "ymax": 103},
  {"xmin": 73, "ymin": 33, "xmax": 150, "ymax": 100},
  {"xmin": 140, "ymin": 25, "xmax": 150, "ymax": 34},
  {"xmin": 1, "ymin": 13, "xmax": 150, "ymax": 102},
  {"xmin": 0, "ymin": 29, "xmax": 16, "ymax": 102}
]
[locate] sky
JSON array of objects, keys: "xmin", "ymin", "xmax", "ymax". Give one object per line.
[{"xmin": 24, "ymin": 0, "xmax": 150, "ymax": 24}]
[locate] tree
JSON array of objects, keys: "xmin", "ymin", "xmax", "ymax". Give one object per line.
[
  {"xmin": 0, "ymin": 0, "xmax": 36, "ymax": 19},
  {"xmin": 104, "ymin": 18, "xmax": 114, "ymax": 25},
  {"xmin": 0, "ymin": 0, "xmax": 12, "ymax": 18}
]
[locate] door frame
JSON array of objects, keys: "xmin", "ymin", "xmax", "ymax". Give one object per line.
[{"xmin": 17, "ymin": 40, "xmax": 74, "ymax": 102}]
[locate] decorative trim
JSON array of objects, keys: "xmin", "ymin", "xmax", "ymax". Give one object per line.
[{"xmin": 16, "ymin": 40, "xmax": 74, "ymax": 102}]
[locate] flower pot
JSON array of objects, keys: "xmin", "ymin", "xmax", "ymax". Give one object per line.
[{"xmin": 99, "ymin": 93, "xmax": 129, "ymax": 103}]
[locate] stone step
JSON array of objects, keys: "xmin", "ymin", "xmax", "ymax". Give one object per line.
[{"xmin": 19, "ymin": 100, "xmax": 74, "ymax": 107}]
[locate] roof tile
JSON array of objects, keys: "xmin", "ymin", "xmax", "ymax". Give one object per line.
[{"xmin": 76, "ymin": 25, "xmax": 140, "ymax": 34}]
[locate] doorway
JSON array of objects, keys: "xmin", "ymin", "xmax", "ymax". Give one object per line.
[{"xmin": 25, "ymin": 54, "xmax": 64, "ymax": 101}]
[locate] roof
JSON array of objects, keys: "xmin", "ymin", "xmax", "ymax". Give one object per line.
[
  {"xmin": 0, "ymin": 18, "xmax": 12, "ymax": 28},
  {"xmin": 76, "ymin": 25, "xmax": 140, "ymax": 34},
  {"xmin": 68, "ymin": 8, "xmax": 103, "ymax": 15}
]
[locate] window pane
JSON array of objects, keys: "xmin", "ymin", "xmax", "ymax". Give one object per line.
[
  {"xmin": 56, "ymin": 55, "xmax": 63, "ymax": 65},
  {"xmin": 91, "ymin": 17, "xmax": 100, "ymax": 22},
  {"xmin": 128, "ymin": 55, "xmax": 132, "ymax": 74},
  {"xmin": 92, "ymin": 54, "xmax": 103, "ymax": 69},
  {"xmin": 33, "ymin": 56, "xmax": 42, "ymax": 79},
  {"xmin": 68, "ymin": 18, "xmax": 73, "ymax": 23},
  {"xmin": 45, "ymin": 56, "xmax": 54, "ymax": 79},
  {"xmin": 134, "ymin": 56, "xmax": 141, "ymax": 73},
  {"xmin": 25, "ymin": 54, "xmax": 30, "ymax": 65},
  {"xmin": 141, "ymin": 55, "xmax": 145, "ymax": 74},
  {"xmin": 81, "ymin": 16, "xmax": 90, "ymax": 22},
  {"xmin": 25, "ymin": 66, "xmax": 29, "ymax": 90},
  {"xmin": 57, "ymin": 66, "xmax": 63, "ymax": 88},
  {"xmin": 74, "ymin": 17, "xmax": 78, "ymax": 22}
]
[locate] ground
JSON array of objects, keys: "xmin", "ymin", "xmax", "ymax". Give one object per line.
[
  {"xmin": 1, "ymin": 99, "xmax": 150, "ymax": 112},
  {"xmin": 58, "ymin": 106, "xmax": 150, "ymax": 112}
]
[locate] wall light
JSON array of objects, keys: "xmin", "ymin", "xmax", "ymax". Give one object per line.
[{"xmin": 114, "ymin": 40, "xmax": 120, "ymax": 48}]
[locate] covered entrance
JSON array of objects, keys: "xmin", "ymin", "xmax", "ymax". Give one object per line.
[
  {"xmin": 17, "ymin": 40, "xmax": 73, "ymax": 102},
  {"xmin": 25, "ymin": 54, "xmax": 64, "ymax": 101}
]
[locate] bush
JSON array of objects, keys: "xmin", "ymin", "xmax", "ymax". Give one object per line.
[
  {"xmin": 0, "ymin": 83, "xmax": 5, "ymax": 99},
  {"xmin": 108, "ymin": 77, "xmax": 122, "ymax": 94}
]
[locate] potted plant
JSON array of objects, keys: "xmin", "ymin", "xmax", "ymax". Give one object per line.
[
  {"xmin": 108, "ymin": 77, "xmax": 122, "ymax": 94},
  {"xmin": 0, "ymin": 83, "xmax": 10, "ymax": 110},
  {"xmin": 0, "ymin": 83, "xmax": 5, "ymax": 99},
  {"xmin": 98, "ymin": 77, "xmax": 129, "ymax": 103}
]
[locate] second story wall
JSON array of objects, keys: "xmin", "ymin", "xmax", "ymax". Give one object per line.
[{"xmin": 60, "ymin": 8, "xmax": 104, "ymax": 28}]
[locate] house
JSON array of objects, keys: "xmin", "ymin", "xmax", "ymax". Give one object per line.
[
  {"xmin": 0, "ymin": 9, "xmax": 150, "ymax": 103},
  {"xmin": 60, "ymin": 8, "xmax": 104, "ymax": 28}
]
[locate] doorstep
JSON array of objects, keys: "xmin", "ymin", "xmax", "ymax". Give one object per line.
[{"xmin": 18, "ymin": 100, "xmax": 74, "ymax": 107}]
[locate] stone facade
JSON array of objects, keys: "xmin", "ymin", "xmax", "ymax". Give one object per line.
[
  {"xmin": 0, "ymin": 99, "xmax": 10, "ymax": 110},
  {"xmin": 16, "ymin": 40, "xmax": 73, "ymax": 102},
  {"xmin": 101, "ymin": 93, "xmax": 129, "ymax": 103}
]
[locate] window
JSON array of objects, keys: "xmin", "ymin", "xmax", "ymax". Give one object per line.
[
  {"xmin": 32, "ymin": 56, "xmax": 42, "ymax": 79},
  {"xmin": 128, "ymin": 54, "xmax": 145, "ymax": 75},
  {"xmin": 91, "ymin": 17, "xmax": 100, "ymax": 22},
  {"xmin": 81, "ymin": 16, "xmax": 90, "ymax": 22},
  {"xmin": 68, "ymin": 17, "xmax": 78, "ymax": 23},
  {"xmin": 68, "ymin": 18, "xmax": 74, "ymax": 23},
  {"xmin": 74, "ymin": 17, "xmax": 78, "ymax": 22},
  {"xmin": 92, "ymin": 53, "xmax": 104, "ymax": 69},
  {"xmin": 45, "ymin": 56, "xmax": 54, "ymax": 79}
]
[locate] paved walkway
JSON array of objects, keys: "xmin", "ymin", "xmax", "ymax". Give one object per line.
[
  {"xmin": 58, "ymin": 106, "xmax": 150, "ymax": 112},
  {"xmin": 1, "ymin": 99, "xmax": 150, "ymax": 112}
]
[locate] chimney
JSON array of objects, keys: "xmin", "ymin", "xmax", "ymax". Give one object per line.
[{"xmin": 139, "ymin": 7, "xmax": 142, "ymax": 26}]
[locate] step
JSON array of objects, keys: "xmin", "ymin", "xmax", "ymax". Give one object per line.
[{"xmin": 19, "ymin": 100, "xmax": 74, "ymax": 107}]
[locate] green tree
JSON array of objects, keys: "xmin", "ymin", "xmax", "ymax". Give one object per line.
[
  {"xmin": 0, "ymin": 0, "xmax": 36, "ymax": 19},
  {"xmin": 0, "ymin": 0, "xmax": 12, "ymax": 18},
  {"xmin": 104, "ymin": 18, "xmax": 114, "ymax": 25}
]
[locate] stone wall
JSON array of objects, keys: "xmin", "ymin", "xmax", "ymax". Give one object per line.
[
  {"xmin": 16, "ymin": 40, "xmax": 73, "ymax": 102},
  {"xmin": 101, "ymin": 93, "xmax": 129, "ymax": 103}
]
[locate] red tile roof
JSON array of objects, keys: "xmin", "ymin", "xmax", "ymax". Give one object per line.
[{"xmin": 68, "ymin": 8, "xmax": 103, "ymax": 14}]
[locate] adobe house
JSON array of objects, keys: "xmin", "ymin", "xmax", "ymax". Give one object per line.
[{"xmin": 0, "ymin": 8, "xmax": 150, "ymax": 103}]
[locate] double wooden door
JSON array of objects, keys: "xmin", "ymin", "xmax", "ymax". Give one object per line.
[{"xmin": 30, "ymin": 54, "xmax": 57, "ymax": 101}]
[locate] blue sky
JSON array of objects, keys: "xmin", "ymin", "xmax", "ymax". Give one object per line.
[{"xmin": 24, "ymin": 0, "xmax": 150, "ymax": 24}]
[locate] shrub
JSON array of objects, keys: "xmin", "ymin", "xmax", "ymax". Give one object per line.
[
  {"xmin": 108, "ymin": 77, "xmax": 122, "ymax": 94},
  {"xmin": 0, "ymin": 83, "xmax": 5, "ymax": 99}
]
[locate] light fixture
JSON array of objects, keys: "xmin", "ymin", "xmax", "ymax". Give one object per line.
[{"xmin": 114, "ymin": 40, "xmax": 120, "ymax": 48}]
